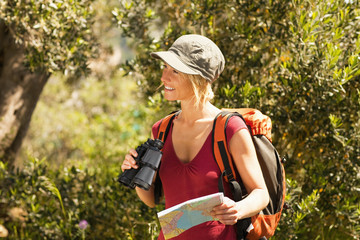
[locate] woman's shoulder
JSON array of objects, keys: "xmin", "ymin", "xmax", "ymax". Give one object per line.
[
  {"xmin": 151, "ymin": 112, "xmax": 177, "ymax": 138},
  {"xmin": 225, "ymin": 115, "xmax": 248, "ymax": 143},
  {"xmin": 151, "ymin": 118, "xmax": 164, "ymax": 138}
]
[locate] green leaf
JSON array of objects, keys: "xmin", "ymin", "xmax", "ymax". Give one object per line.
[{"xmin": 39, "ymin": 176, "xmax": 66, "ymax": 219}]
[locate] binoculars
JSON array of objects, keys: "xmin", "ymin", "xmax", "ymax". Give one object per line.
[{"xmin": 118, "ymin": 138, "xmax": 164, "ymax": 190}]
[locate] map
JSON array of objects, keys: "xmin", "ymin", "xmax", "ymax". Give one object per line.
[{"xmin": 157, "ymin": 192, "xmax": 224, "ymax": 239}]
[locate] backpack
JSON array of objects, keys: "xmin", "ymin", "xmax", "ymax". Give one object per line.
[{"xmin": 154, "ymin": 108, "xmax": 286, "ymax": 240}]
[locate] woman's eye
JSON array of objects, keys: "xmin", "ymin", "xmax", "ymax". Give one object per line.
[{"xmin": 173, "ymin": 70, "xmax": 179, "ymax": 74}]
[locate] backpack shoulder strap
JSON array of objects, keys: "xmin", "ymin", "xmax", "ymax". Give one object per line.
[
  {"xmin": 212, "ymin": 111, "xmax": 243, "ymax": 182},
  {"xmin": 212, "ymin": 111, "xmax": 247, "ymax": 200},
  {"xmin": 154, "ymin": 110, "xmax": 180, "ymax": 205},
  {"xmin": 156, "ymin": 111, "xmax": 180, "ymax": 141}
]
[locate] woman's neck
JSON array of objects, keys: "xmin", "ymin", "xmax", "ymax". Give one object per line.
[{"xmin": 178, "ymin": 100, "xmax": 220, "ymax": 123}]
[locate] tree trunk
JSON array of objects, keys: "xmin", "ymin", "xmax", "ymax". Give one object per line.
[{"xmin": 0, "ymin": 21, "xmax": 49, "ymax": 166}]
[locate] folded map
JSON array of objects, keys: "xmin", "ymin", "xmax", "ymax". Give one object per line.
[{"xmin": 157, "ymin": 192, "xmax": 224, "ymax": 239}]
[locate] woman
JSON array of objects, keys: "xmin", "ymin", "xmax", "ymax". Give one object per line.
[{"xmin": 121, "ymin": 34, "xmax": 269, "ymax": 239}]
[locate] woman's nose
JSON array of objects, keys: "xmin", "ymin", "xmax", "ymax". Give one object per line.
[{"xmin": 161, "ymin": 69, "xmax": 171, "ymax": 83}]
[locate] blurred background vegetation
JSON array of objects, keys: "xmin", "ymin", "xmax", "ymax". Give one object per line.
[{"xmin": 0, "ymin": 0, "xmax": 359, "ymax": 239}]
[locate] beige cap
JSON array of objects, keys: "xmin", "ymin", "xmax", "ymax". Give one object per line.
[{"xmin": 151, "ymin": 34, "xmax": 225, "ymax": 82}]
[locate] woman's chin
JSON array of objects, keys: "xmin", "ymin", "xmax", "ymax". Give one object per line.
[{"xmin": 164, "ymin": 94, "xmax": 176, "ymax": 101}]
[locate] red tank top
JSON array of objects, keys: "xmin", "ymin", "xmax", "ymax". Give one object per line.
[{"xmin": 152, "ymin": 116, "xmax": 247, "ymax": 240}]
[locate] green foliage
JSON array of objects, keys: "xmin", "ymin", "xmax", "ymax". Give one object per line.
[
  {"xmin": 0, "ymin": 0, "xmax": 98, "ymax": 77},
  {"xmin": 113, "ymin": 0, "xmax": 360, "ymax": 239},
  {"xmin": 268, "ymin": 0, "xmax": 360, "ymax": 238},
  {"xmin": 1, "ymin": 72, "xmax": 164, "ymax": 239},
  {"xmin": 0, "ymin": 155, "xmax": 160, "ymax": 239}
]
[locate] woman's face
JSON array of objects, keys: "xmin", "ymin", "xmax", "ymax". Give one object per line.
[{"xmin": 161, "ymin": 63, "xmax": 194, "ymax": 102}]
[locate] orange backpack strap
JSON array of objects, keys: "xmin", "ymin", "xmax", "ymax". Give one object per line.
[
  {"xmin": 213, "ymin": 111, "xmax": 246, "ymax": 201},
  {"xmin": 212, "ymin": 111, "xmax": 239, "ymax": 182},
  {"xmin": 156, "ymin": 111, "xmax": 180, "ymax": 142},
  {"xmin": 154, "ymin": 111, "xmax": 179, "ymax": 205}
]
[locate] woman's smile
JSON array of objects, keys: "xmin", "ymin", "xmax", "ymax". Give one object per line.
[{"xmin": 164, "ymin": 86, "xmax": 175, "ymax": 91}]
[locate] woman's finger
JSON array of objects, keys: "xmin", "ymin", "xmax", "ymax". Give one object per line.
[
  {"xmin": 121, "ymin": 150, "xmax": 139, "ymax": 171},
  {"xmin": 129, "ymin": 148, "xmax": 138, "ymax": 158}
]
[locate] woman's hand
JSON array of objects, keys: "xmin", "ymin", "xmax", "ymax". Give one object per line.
[
  {"xmin": 120, "ymin": 148, "xmax": 157, "ymax": 207},
  {"xmin": 210, "ymin": 197, "xmax": 241, "ymax": 225},
  {"xmin": 121, "ymin": 149, "xmax": 139, "ymax": 172}
]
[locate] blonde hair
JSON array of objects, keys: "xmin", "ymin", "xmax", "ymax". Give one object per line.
[{"xmin": 179, "ymin": 73, "xmax": 214, "ymax": 108}]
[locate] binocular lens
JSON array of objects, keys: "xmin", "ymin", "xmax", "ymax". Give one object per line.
[
  {"xmin": 118, "ymin": 168, "xmax": 139, "ymax": 189},
  {"xmin": 132, "ymin": 166, "xmax": 155, "ymax": 190}
]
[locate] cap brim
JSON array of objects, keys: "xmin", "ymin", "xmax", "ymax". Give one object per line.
[{"xmin": 150, "ymin": 51, "xmax": 199, "ymax": 75}]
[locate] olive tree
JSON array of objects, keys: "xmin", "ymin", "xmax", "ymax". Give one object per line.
[{"xmin": 0, "ymin": 0, "xmax": 98, "ymax": 164}]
